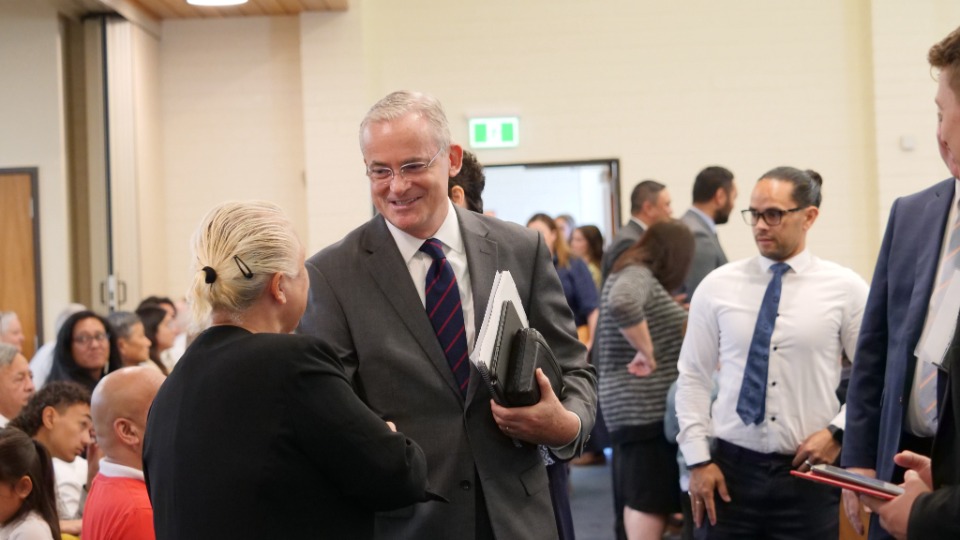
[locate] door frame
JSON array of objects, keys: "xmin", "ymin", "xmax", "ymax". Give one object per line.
[{"xmin": 0, "ymin": 167, "xmax": 44, "ymax": 346}]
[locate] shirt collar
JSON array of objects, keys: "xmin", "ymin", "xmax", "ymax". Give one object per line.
[
  {"xmin": 98, "ymin": 458, "xmax": 145, "ymax": 481},
  {"xmin": 0, "ymin": 413, "xmax": 7, "ymax": 429},
  {"xmin": 385, "ymin": 199, "xmax": 465, "ymax": 263},
  {"xmin": 688, "ymin": 206, "xmax": 717, "ymax": 233},
  {"xmin": 757, "ymin": 249, "xmax": 812, "ymax": 274},
  {"xmin": 629, "ymin": 216, "xmax": 649, "ymax": 230}
]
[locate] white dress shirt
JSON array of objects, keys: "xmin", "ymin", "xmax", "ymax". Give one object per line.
[
  {"xmin": 676, "ymin": 250, "xmax": 869, "ymax": 465},
  {"xmin": 384, "ymin": 199, "xmax": 477, "ymax": 350},
  {"xmin": 98, "ymin": 458, "xmax": 145, "ymax": 481}
]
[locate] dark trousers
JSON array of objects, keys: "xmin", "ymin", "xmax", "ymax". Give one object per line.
[
  {"xmin": 547, "ymin": 461, "xmax": 575, "ymax": 540},
  {"xmin": 693, "ymin": 440, "xmax": 839, "ymax": 540}
]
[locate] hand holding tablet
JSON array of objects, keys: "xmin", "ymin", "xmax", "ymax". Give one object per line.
[{"xmin": 790, "ymin": 464, "xmax": 904, "ymax": 501}]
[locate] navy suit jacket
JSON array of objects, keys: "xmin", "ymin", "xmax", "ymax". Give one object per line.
[{"xmin": 843, "ymin": 178, "xmax": 955, "ymax": 487}]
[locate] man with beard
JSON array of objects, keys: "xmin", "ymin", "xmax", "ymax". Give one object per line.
[
  {"xmin": 680, "ymin": 166, "xmax": 737, "ymax": 299},
  {"xmin": 676, "ymin": 167, "xmax": 868, "ymax": 539}
]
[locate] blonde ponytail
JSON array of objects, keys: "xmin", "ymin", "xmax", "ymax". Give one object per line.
[{"xmin": 188, "ymin": 201, "xmax": 301, "ymax": 331}]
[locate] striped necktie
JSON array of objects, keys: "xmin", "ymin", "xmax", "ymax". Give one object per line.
[{"xmin": 420, "ymin": 239, "xmax": 470, "ymax": 396}]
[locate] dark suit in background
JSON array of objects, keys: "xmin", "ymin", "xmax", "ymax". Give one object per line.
[
  {"xmin": 680, "ymin": 208, "xmax": 728, "ymax": 298},
  {"xmin": 908, "ymin": 315, "xmax": 960, "ymax": 539},
  {"xmin": 299, "ymin": 206, "xmax": 597, "ymax": 540},
  {"xmin": 600, "ymin": 219, "xmax": 644, "ymax": 280},
  {"xmin": 842, "ymin": 177, "xmax": 955, "ymax": 539},
  {"xmin": 143, "ymin": 327, "xmax": 430, "ymax": 540}
]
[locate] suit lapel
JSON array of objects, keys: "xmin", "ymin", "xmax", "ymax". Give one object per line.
[
  {"xmin": 360, "ymin": 218, "xmax": 463, "ymax": 399},
  {"xmin": 458, "ymin": 208, "xmax": 497, "ymax": 402},
  {"xmin": 911, "ymin": 181, "xmax": 955, "ymax": 317}
]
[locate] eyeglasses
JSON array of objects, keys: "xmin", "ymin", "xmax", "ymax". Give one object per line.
[
  {"xmin": 365, "ymin": 147, "xmax": 445, "ymax": 183},
  {"xmin": 741, "ymin": 207, "xmax": 806, "ymax": 226},
  {"xmin": 73, "ymin": 332, "xmax": 109, "ymax": 346}
]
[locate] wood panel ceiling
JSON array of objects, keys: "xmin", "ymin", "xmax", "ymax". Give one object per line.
[{"xmin": 125, "ymin": 0, "xmax": 346, "ymax": 20}]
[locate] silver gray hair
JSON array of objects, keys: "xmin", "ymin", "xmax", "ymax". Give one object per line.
[
  {"xmin": 359, "ymin": 91, "xmax": 452, "ymax": 150},
  {"xmin": 0, "ymin": 312, "xmax": 17, "ymax": 336},
  {"xmin": 107, "ymin": 311, "xmax": 141, "ymax": 340},
  {"xmin": 0, "ymin": 343, "xmax": 18, "ymax": 368}
]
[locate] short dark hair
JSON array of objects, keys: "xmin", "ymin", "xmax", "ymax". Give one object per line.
[
  {"xmin": 448, "ymin": 150, "xmax": 485, "ymax": 213},
  {"xmin": 8, "ymin": 381, "xmax": 91, "ymax": 438},
  {"xmin": 758, "ymin": 166, "xmax": 823, "ymax": 208},
  {"xmin": 575, "ymin": 225, "xmax": 604, "ymax": 264},
  {"xmin": 138, "ymin": 296, "xmax": 176, "ymax": 316},
  {"xmin": 0, "ymin": 428, "xmax": 61, "ymax": 537},
  {"xmin": 692, "ymin": 166, "xmax": 734, "ymax": 203},
  {"xmin": 612, "ymin": 220, "xmax": 694, "ymax": 291},
  {"xmin": 630, "ymin": 180, "xmax": 665, "ymax": 214},
  {"xmin": 930, "ymin": 25, "xmax": 960, "ymax": 95}
]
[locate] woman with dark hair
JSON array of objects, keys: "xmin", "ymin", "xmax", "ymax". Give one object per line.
[
  {"xmin": 134, "ymin": 306, "xmax": 173, "ymax": 375},
  {"xmin": 0, "ymin": 428, "xmax": 60, "ymax": 539},
  {"xmin": 527, "ymin": 213, "xmax": 599, "ymax": 347},
  {"xmin": 46, "ymin": 312, "xmax": 121, "ymax": 393},
  {"xmin": 570, "ymin": 225, "xmax": 605, "ymax": 292},
  {"xmin": 597, "ymin": 220, "xmax": 694, "ymax": 540}
]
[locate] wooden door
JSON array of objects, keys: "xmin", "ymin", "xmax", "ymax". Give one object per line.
[{"xmin": 0, "ymin": 169, "xmax": 42, "ymax": 358}]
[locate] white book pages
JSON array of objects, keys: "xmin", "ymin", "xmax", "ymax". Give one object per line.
[{"xmin": 470, "ymin": 270, "xmax": 529, "ymax": 369}]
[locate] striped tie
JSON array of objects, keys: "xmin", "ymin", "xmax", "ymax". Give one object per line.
[
  {"xmin": 918, "ymin": 204, "xmax": 960, "ymax": 426},
  {"xmin": 420, "ymin": 239, "xmax": 470, "ymax": 396}
]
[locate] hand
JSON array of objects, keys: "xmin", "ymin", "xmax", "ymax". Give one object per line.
[
  {"xmin": 626, "ymin": 350, "xmax": 656, "ymax": 377},
  {"xmin": 60, "ymin": 519, "xmax": 82, "ymax": 536},
  {"xmin": 672, "ymin": 293, "xmax": 689, "ymax": 310},
  {"xmin": 490, "ymin": 369, "xmax": 580, "ymax": 447},
  {"xmin": 893, "ymin": 451, "xmax": 932, "ymax": 489},
  {"xmin": 792, "ymin": 428, "xmax": 840, "ymax": 471},
  {"xmin": 688, "ymin": 463, "xmax": 731, "ymax": 528},
  {"xmin": 841, "ymin": 468, "xmax": 875, "ymax": 535},
  {"xmin": 862, "ymin": 468, "xmax": 932, "ymax": 540}
]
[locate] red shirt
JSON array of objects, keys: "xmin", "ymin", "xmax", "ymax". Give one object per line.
[{"xmin": 81, "ymin": 473, "xmax": 155, "ymax": 540}]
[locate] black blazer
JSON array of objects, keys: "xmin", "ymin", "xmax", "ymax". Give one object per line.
[
  {"xmin": 143, "ymin": 326, "xmax": 431, "ymax": 540},
  {"xmin": 908, "ymin": 315, "xmax": 960, "ymax": 540}
]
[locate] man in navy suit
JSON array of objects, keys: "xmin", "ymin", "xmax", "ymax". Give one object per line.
[{"xmin": 841, "ymin": 25, "xmax": 960, "ymax": 539}]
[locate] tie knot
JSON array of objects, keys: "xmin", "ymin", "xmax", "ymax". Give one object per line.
[
  {"xmin": 419, "ymin": 239, "xmax": 446, "ymax": 261},
  {"xmin": 770, "ymin": 262, "xmax": 790, "ymax": 277}
]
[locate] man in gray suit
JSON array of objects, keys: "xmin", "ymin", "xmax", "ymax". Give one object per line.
[
  {"xmin": 298, "ymin": 91, "xmax": 597, "ymax": 540},
  {"xmin": 600, "ymin": 180, "xmax": 673, "ymax": 280},
  {"xmin": 680, "ymin": 166, "xmax": 738, "ymax": 298}
]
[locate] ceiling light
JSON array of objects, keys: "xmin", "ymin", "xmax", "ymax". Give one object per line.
[{"xmin": 187, "ymin": 0, "xmax": 248, "ymax": 6}]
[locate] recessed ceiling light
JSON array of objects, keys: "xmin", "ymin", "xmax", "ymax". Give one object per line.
[{"xmin": 187, "ymin": 0, "xmax": 248, "ymax": 6}]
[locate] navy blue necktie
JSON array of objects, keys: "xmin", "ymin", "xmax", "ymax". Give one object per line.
[
  {"xmin": 737, "ymin": 262, "xmax": 791, "ymax": 425},
  {"xmin": 420, "ymin": 239, "xmax": 470, "ymax": 396}
]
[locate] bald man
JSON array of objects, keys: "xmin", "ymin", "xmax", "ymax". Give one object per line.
[{"xmin": 81, "ymin": 367, "xmax": 165, "ymax": 540}]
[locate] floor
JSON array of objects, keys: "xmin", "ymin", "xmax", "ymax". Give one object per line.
[{"xmin": 569, "ymin": 450, "xmax": 683, "ymax": 540}]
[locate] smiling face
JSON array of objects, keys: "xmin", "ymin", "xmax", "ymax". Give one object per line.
[
  {"xmin": 750, "ymin": 178, "xmax": 818, "ymax": 261},
  {"xmin": 362, "ymin": 112, "xmax": 463, "ymax": 239},
  {"xmin": 0, "ymin": 354, "xmax": 34, "ymax": 420},
  {"xmin": 937, "ymin": 67, "xmax": 960, "ymax": 178}
]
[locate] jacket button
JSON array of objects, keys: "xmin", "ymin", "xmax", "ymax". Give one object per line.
[{"xmin": 460, "ymin": 480, "xmax": 472, "ymax": 491}]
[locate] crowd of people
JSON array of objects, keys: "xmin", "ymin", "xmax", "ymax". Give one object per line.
[{"xmin": 2, "ymin": 23, "xmax": 960, "ymax": 540}]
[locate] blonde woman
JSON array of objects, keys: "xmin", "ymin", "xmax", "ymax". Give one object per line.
[{"xmin": 143, "ymin": 201, "xmax": 431, "ymax": 540}]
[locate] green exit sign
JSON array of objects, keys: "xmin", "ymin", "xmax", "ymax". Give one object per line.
[{"xmin": 469, "ymin": 117, "xmax": 519, "ymax": 149}]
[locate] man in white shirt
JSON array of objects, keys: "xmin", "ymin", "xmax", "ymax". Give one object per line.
[{"xmin": 676, "ymin": 166, "xmax": 869, "ymax": 539}]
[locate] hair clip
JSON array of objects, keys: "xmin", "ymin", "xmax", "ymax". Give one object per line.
[
  {"xmin": 201, "ymin": 266, "xmax": 218, "ymax": 284},
  {"xmin": 233, "ymin": 255, "xmax": 254, "ymax": 279}
]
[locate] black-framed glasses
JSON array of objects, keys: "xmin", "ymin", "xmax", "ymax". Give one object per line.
[
  {"xmin": 741, "ymin": 207, "xmax": 806, "ymax": 226},
  {"xmin": 365, "ymin": 146, "xmax": 445, "ymax": 183},
  {"xmin": 73, "ymin": 332, "xmax": 109, "ymax": 346}
]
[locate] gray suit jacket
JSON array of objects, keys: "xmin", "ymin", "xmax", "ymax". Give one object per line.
[
  {"xmin": 600, "ymin": 219, "xmax": 644, "ymax": 280},
  {"xmin": 298, "ymin": 206, "xmax": 597, "ymax": 540},
  {"xmin": 681, "ymin": 208, "xmax": 727, "ymax": 298}
]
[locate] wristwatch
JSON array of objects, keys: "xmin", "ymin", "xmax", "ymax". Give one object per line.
[{"xmin": 827, "ymin": 424, "xmax": 844, "ymax": 444}]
